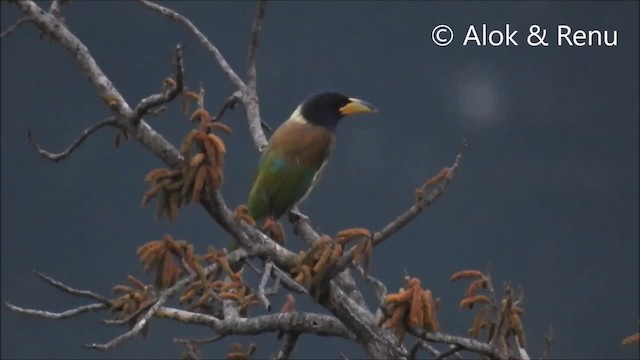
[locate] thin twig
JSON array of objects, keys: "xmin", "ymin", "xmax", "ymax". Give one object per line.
[
  {"xmin": 27, "ymin": 118, "xmax": 117, "ymax": 163},
  {"xmin": 275, "ymin": 332, "xmax": 299, "ymax": 360},
  {"xmin": 409, "ymin": 339, "xmax": 440, "ymax": 359},
  {"xmin": 3, "ymin": 302, "xmax": 106, "ymax": 319},
  {"xmin": 1, "ymin": 17, "xmax": 30, "ymax": 40},
  {"xmin": 83, "ymin": 296, "xmax": 166, "ymax": 350},
  {"xmin": 214, "ymin": 91, "xmax": 241, "ymax": 121},
  {"xmin": 355, "ymin": 266, "xmax": 387, "ymax": 307},
  {"xmin": 33, "ymin": 271, "xmax": 112, "ymax": 305},
  {"xmin": 373, "ymin": 140, "xmax": 467, "ymax": 247},
  {"xmin": 242, "ymin": 0, "xmax": 269, "ymax": 149},
  {"xmin": 133, "ymin": 44, "xmax": 185, "ymax": 123},
  {"xmin": 174, "ymin": 334, "xmax": 224, "ymax": 346},
  {"xmin": 435, "ymin": 345, "xmax": 464, "ymax": 360},
  {"xmin": 542, "ymin": 325, "xmax": 554, "ymax": 360},
  {"xmin": 410, "ymin": 327, "xmax": 505, "ymax": 360},
  {"xmin": 265, "ymin": 276, "xmax": 280, "ymax": 295},
  {"xmin": 246, "ymin": 0, "xmax": 266, "ymax": 95},
  {"xmin": 271, "ymin": 262, "xmax": 308, "ymax": 294},
  {"xmin": 258, "ymin": 261, "xmax": 273, "ymax": 311},
  {"xmin": 139, "ymin": 0, "xmax": 246, "ymax": 92},
  {"xmin": 103, "ymin": 299, "xmax": 155, "ymax": 326},
  {"xmin": 48, "ymin": 0, "xmax": 66, "ymax": 19}
]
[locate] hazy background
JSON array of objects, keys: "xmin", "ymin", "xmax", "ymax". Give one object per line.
[{"xmin": 2, "ymin": 1, "xmax": 638, "ymax": 359}]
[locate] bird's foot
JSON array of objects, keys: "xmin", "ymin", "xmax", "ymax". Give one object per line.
[
  {"xmin": 263, "ymin": 217, "xmax": 286, "ymax": 246},
  {"xmin": 233, "ymin": 204, "xmax": 256, "ymax": 226}
]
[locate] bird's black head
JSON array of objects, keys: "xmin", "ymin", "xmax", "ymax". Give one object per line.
[{"xmin": 299, "ymin": 91, "xmax": 377, "ymax": 130}]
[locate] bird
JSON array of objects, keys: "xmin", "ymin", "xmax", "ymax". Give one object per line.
[{"xmin": 247, "ymin": 91, "xmax": 377, "ymax": 225}]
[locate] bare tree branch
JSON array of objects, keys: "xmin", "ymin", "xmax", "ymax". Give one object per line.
[
  {"xmin": 246, "ymin": 0, "xmax": 266, "ymax": 95},
  {"xmin": 409, "ymin": 339, "xmax": 440, "ymax": 360},
  {"xmin": 410, "ymin": 328, "xmax": 505, "ymax": 360},
  {"xmin": 3, "ymin": 302, "xmax": 106, "ymax": 319},
  {"xmin": 139, "ymin": 0, "xmax": 246, "ymax": 92},
  {"xmin": 133, "ymin": 44, "xmax": 185, "ymax": 122},
  {"xmin": 435, "ymin": 345, "xmax": 464, "ymax": 360},
  {"xmin": 243, "ymin": 0, "xmax": 269, "ymax": 149},
  {"xmin": 258, "ymin": 261, "xmax": 273, "ymax": 311},
  {"xmin": 27, "ymin": 118, "xmax": 117, "ymax": 163},
  {"xmin": 33, "ymin": 271, "xmax": 112, "ymax": 305},
  {"xmin": 275, "ymin": 332, "xmax": 299, "ymax": 360},
  {"xmin": 157, "ymin": 307, "xmax": 354, "ymax": 340},
  {"xmin": 373, "ymin": 140, "xmax": 467, "ymax": 247},
  {"xmin": 1, "ymin": 17, "xmax": 30, "ymax": 40}
]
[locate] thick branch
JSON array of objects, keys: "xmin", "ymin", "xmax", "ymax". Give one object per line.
[
  {"xmin": 157, "ymin": 308, "xmax": 354, "ymax": 340},
  {"xmin": 411, "ymin": 328, "xmax": 505, "ymax": 360}
]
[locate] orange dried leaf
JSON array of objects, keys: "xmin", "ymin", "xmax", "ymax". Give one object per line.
[
  {"xmin": 164, "ymin": 77, "xmax": 176, "ymax": 88},
  {"xmin": 460, "ymin": 295, "xmax": 492, "ymax": 309},
  {"xmin": 464, "ymin": 277, "xmax": 488, "ymax": 298},
  {"xmin": 469, "ymin": 306, "xmax": 487, "ymax": 337},
  {"xmin": 511, "ymin": 306, "xmax": 525, "ymax": 316},
  {"xmin": 422, "ymin": 289, "xmax": 439, "ymax": 332},
  {"xmin": 191, "ymin": 166, "xmax": 208, "ymax": 203},
  {"xmin": 421, "ymin": 167, "xmax": 449, "ymax": 190},
  {"xmin": 145, "ymin": 168, "xmax": 170, "ymax": 183},
  {"xmin": 280, "ymin": 294, "xmax": 295, "ymax": 313},
  {"xmin": 622, "ymin": 332, "xmax": 640, "ymax": 346},
  {"xmin": 190, "ymin": 153, "xmax": 206, "ymax": 167},
  {"xmin": 127, "ymin": 275, "xmax": 146, "ymax": 290},
  {"xmin": 183, "ymin": 90, "xmax": 201, "ymax": 102},
  {"xmin": 335, "ymin": 227, "xmax": 371, "ymax": 244},
  {"xmin": 210, "ymin": 122, "xmax": 232, "ymax": 134},
  {"xmin": 449, "ymin": 270, "xmax": 484, "ymax": 283},
  {"xmin": 190, "ymin": 109, "xmax": 211, "ymax": 123},
  {"xmin": 409, "ymin": 285, "xmax": 424, "ymax": 328},
  {"xmin": 385, "ymin": 288, "xmax": 413, "ymax": 304},
  {"xmin": 383, "ymin": 304, "xmax": 406, "ymax": 329}
]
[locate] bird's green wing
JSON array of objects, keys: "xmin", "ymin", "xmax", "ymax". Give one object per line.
[{"xmin": 247, "ymin": 150, "xmax": 316, "ymax": 222}]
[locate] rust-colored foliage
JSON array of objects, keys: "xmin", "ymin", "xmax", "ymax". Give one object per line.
[
  {"xmin": 226, "ymin": 342, "xmax": 256, "ymax": 360},
  {"xmin": 136, "ymin": 235, "xmax": 192, "ymax": 289},
  {"xmin": 290, "ymin": 236, "xmax": 343, "ymax": 293},
  {"xmin": 460, "ymin": 295, "xmax": 492, "ymax": 309},
  {"xmin": 177, "ymin": 248, "xmax": 258, "ymax": 317},
  {"xmin": 141, "ymin": 167, "xmax": 184, "ymax": 223},
  {"xmin": 415, "ymin": 167, "xmax": 450, "ymax": 202},
  {"xmin": 621, "ymin": 320, "xmax": 639, "ymax": 346},
  {"xmin": 449, "ymin": 270, "xmax": 484, "ymax": 282},
  {"xmin": 622, "ymin": 332, "xmax": 640, "ymax": 346},
  {"xmin": 380, "ymin": 276, "xmax": 440, "ymax": 345},
  {"xmin": 110, "ymin": 275, "xmax": 153, "ymax": 338},
  {"xmin": 140, "ymin": 89, "xmax": 231, "ymax": 223},
  {"xmin": 335, "ymin": 227, "xmax": 373, "ymax": 276},
  {"xmin": 277, "ymin": 294, "xmax": 296, "ymax": 339},
  {"xmin": 452, "ymin": 269, "xmax": 530, "ymax": 352}
]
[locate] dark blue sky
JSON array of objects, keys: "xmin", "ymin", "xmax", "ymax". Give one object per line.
[{"xmin": 2, "ymin": 1, "xmax": 638, "ymax": 359}]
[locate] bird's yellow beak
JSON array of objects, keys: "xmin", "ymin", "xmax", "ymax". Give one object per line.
[{"xmin": 339, "ymin": 98, "xmax": 377, "ymax": 116}]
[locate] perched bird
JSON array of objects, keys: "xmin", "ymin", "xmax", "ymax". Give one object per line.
[{"xmin": 247, "ymin": 91, "xmax": 377, "ymax": 224}]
